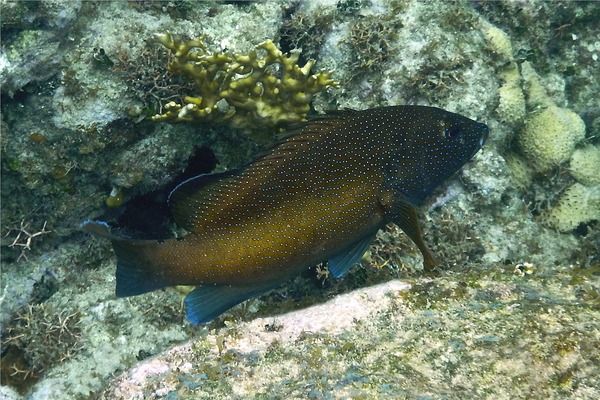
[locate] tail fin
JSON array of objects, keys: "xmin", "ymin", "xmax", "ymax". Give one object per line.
[{"xmin": 81, "ymin": 220, "xmax": 168, "ymax": 297}]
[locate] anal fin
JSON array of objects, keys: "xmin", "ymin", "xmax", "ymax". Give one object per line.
[
  {"xmin": 81, "ymin": 220, "xmax": 168, "ymax": 297},
  {"xmin": 327, "ymin": 234, "xmax": 376, "ymax": 278},
  {"xmin": 185, "ymin": 284, "xmax": 276, "ymax": 324}
]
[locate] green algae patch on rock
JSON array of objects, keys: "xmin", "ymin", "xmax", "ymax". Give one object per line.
[{"xmin": 518, "ymin": 106, "xmax": 586, "ymax": 172}]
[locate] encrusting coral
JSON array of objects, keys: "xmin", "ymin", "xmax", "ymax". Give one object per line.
[
  {"xmin": 518, "ymin": 105, "xmax": 586, "ymax": 172},
  {"xmin": 545, "ymin": 183, "xmax": 600, "ymax": 232},
  {"xmin": 569, "ymin": 145, "xmax": 600, "ymax": 186},
  {"xmin": 516, "ymin": 62, "xmax": 586, "ymax": 173},
  {"xmin": 495, "ymin": 63, "xmax": 526, "ymax": 125},
  {"xmin": 496, "ymin": 47, "xmax": 595, "ymax": 232},
  {"xmin": 483, "ymin": 24, "xmax": 525, "ymax": 125},
  {"xmin": 151, "ymin": 33, "xmax": 338, "ymax": 135}
]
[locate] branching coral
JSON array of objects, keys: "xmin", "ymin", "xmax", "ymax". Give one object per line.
[
  {"xmin": 343, "ymin": 15, "xmax": 400, "ymax": 81},
  {"xmin": 151, "ymin": 34, "xmax": 338, "ymax": 134},
  {"xmin": 2, "ymin": 304, "xmax": 83, "ymax": 387}
]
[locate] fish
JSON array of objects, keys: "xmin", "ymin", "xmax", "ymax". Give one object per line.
[{"xmin": 82, "ymin": 105, "xmax": 489, "ymax": 324}]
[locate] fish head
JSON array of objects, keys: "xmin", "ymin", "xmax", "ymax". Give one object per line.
[
  {"xmin": 428, "ymin": 108, "xmax": 489, "ymax": 161},
  {"xmin": 391, "ymin": 106, "xmax": 489, "ymax": 202}
]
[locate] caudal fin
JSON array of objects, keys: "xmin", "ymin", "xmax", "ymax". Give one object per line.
[
  {"xmin": 81, "ymin": 220, "xmax": 168, "ymax": 297},
  {"xmin": 111, "ymin": 241, "xmax": 168, "ymax": 297}
]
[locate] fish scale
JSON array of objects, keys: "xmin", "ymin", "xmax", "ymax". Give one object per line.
[{"xmin": 82, "ymin": 105, "xmax": 489, "ymax": 324}]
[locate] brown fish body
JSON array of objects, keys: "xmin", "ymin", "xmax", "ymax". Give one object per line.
[
  {"xmin": 82, "ymin": 106, "xmax": 488, "ymax": 323},
  {"xmin": 131, "ymin": 115, "xmax": 388, "ymax": 286}
]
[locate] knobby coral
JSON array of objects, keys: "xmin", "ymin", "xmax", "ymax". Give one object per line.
[{"xmin": 152, "ymin": 33, "xmax": 338, "ymax": 135}]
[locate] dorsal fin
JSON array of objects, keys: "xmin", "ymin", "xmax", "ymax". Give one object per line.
[
  {"xmin": 249, "ymin": 112, "xmax": 350, "ymax": 168},
  {"xmin": 167, "ymin": 170, "xmax": 238, "ymax": 232}
]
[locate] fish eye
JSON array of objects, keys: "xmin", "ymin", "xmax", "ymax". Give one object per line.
[{"xmin": 445, "ymin": 125, "xmax": 462, "ymax": 140}]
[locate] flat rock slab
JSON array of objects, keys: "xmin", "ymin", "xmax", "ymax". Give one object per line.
[{"xmin": 99, "ymin": 280, "xmax": 411, "ymax": 399}]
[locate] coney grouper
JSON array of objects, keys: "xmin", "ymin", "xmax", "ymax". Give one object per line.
[{"xmin": 82, "ymin": 106, "xmax": 489, "ymax": 324}]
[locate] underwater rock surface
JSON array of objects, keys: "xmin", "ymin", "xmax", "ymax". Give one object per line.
[
  {"xmin": 1, "ymin": 0, "xmax": 599, "ymax": 398},
  {"xmin": 98, "ymin": 279, "xmax": 600, "ymax": 399}
]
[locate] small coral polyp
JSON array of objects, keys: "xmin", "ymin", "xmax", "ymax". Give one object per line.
[{"xmin": 151, "ymin": 33, "xmax": 338, "ymax": 134}]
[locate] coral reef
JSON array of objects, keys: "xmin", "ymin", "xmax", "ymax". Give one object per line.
[
  {"xmin": 152, "ymin": 34, "xmax": 338, "ymax": 135},
  {"xmin": 503, "ymin": 58, "xmax": 598, "ymax": 233},
  {"xmin": 98, "ymin": 277, "xmax": 600, "ymax": 399},
  {"xmin": 343, "ymin": 14, "xmax": 400, "ymax": 80},
  {"xmin": 2, "ymin": 304, "xmax": 83, "ymax": 385},
  {"xmin": 1, "ymin": 0, "xmax": 599, "ymax": 399},
  {"xmin": 0, "ymin": 0, "xmax": 82, "ymax": 95},
  {"xmin": 505, "ymin": 153, "xmax": 533, "ymax": 190},
  {"xmin": 495, "ymin": 47, "xmax": 597, "ymax": 233},
  {"xmin": 495, "ymin": 63, "xmax": 526, "ymax": 125},
  {"xmin": 278, "ymin": 4, "xmax": 335, "ymax": 62},
  {"xmin": 520, "ymin": 61, "xmax": 556, "ymax": 110},
  {"xmin": 516, "ymin": 62, "xmax": 586, "ymax": 173},
  {"xmin": 484, "ymin": 24, "xmax": 514, "ymax": 61},
  {"xmin": 483, "ymin": 23, "xmax": 527, "ymax": 126}
]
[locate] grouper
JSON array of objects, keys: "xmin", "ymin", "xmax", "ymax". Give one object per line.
[{"xmin": 82, "ymin": 105, "xmax": 489, "ymax": 324}]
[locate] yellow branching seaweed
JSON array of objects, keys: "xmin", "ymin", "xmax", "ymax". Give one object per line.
[{"xmin": 152, "ymin": 33, "xmax": 338, "ymax": 134}]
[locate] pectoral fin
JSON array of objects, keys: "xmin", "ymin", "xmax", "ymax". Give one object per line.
[{"xmin": 380, "ymin": 192, "xmax": 440, "ymax": 271}]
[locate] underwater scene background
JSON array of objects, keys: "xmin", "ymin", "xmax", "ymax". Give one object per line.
[{"xmin": 1, "ymin": 1, "xmax": 599, "ymax": 399}]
